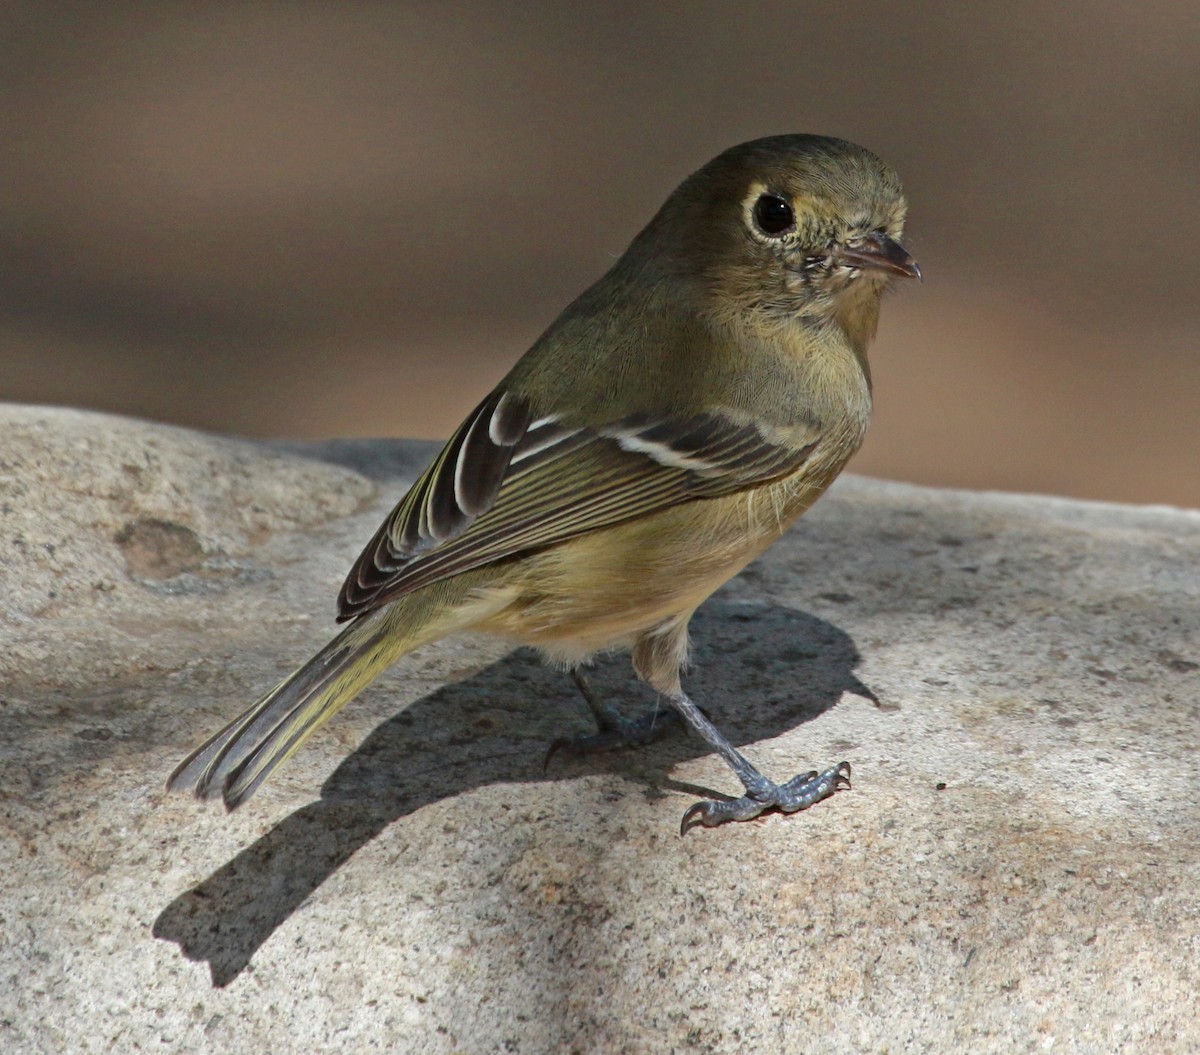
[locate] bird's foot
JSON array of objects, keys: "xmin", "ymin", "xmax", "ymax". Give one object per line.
[
  {"xmin": 545, "ymin": 706, "xmax": 683, "ymax": 770},
  {"xmin": 679, "ymin": 761, "xmax": 851, "ymax": 835}
]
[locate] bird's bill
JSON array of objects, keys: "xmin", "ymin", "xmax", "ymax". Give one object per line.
[{"xmin": 833, "ymin": 233, "xmax": 921, "ymax": 280}]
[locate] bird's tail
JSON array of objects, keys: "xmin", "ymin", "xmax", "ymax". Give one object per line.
[{"xmin": 167, "ymin": 580, "xmax": 498, "ymax": 809}]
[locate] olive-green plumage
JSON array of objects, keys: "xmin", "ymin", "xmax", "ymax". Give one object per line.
[{"xmin": 168, "ymin": 134, "xmax": 918, "ymax": 828}]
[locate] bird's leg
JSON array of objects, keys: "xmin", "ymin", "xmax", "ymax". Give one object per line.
[
  {"xmin": 544, "ymin": 668, "xmax": 682, "ymax": 769},
  {"xmin": 669, "ymin": 689, "xmax": 850, "ymax": 835}
]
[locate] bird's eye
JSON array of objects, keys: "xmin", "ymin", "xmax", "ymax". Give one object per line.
[{"xmin": 752, "ymin": 194, "xmax": 795, "ymax": 236}]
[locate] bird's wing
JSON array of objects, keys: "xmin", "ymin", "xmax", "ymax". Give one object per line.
[{"xmin": 337, "ymin": 387, "xmax": 819, "ymax": 620}]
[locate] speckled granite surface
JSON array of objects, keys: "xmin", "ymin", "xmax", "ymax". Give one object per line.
[{"xmin": 2, "ymin": 405, "xmax": 1197, "ymax": 1053}]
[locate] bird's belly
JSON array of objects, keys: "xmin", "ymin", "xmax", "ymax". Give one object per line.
[{"xmin": 473, "ymin": 463, "xmax": 840, "ymax": 659}]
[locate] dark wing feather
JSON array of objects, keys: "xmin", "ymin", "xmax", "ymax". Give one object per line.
[
  {"xmin": 338, "ymin": 395, "xmax": 817, "ymax": 621},
  {"xmin": 337, "ymin": 389, "xmax": 530, "ymax": 609}
]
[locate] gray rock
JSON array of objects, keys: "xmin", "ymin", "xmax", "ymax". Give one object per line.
[{"xmin": 1, "ymin": 404, "xmax": 1197, "ymax": 1054}]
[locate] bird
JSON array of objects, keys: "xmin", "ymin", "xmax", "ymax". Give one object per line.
[{"xmin": 167, "ymin": 133, "xmax": 919, "ymax": 834}]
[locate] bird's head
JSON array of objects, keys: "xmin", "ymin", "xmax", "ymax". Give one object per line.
[{"xmin": 630, "ymin": 134, "xmax": 919, "ymax": 340}]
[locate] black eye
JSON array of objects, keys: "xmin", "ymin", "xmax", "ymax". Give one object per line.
[{"xmin": 752, "ymin": 194, "xmax": 795, "ymax": 236}]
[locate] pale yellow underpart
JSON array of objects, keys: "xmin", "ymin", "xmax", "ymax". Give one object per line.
[{"xmin": 468, "ymin": 456, "xmax": 845, "ymax": 693}]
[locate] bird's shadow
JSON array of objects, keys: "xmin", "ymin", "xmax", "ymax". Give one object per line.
[{"xmin": 152, "ymin": 602, "xmax": 875, "ymax": 987}]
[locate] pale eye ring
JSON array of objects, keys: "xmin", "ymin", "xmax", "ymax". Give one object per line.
[{"xmin": 752, "ymin": 194, "xmax": 796, "ymax": 237}]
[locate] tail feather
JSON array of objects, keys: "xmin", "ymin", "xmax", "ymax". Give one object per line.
[{"xmin": 167, "ymin": 609, "xmax": 401, "ymax": 808}]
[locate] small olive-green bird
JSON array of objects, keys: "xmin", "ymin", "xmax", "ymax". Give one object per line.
[{"xmin": 169, "ymin": 134, "xmax": 919, "ymax": 832}]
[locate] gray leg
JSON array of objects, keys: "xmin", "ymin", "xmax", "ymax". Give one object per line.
[
  {"xmin": 669, "ymin": 690, "xmax": 850, "ymax": 835},
  {"xmin": 544, "ymin": 668, "xmax": 683, "ymax": 770}
]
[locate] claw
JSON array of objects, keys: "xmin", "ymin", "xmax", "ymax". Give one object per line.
[
  {"xmin": 543, "ymin": 738, "xmax": 576, "ymax": 773},
  {"xmin": 544, "ymin": 707, "xmax": 683, "ymax": 774},
  {"xmin": 543, "ymin": 728, "xmax": 630, "ymax": 773},
  {"xmin": 678, "ymin": 761, "xmax": 853, "ymax": 835},
  {"xmin": 680, "ymin": 799, "xmax": 736, "ymax": 836}
]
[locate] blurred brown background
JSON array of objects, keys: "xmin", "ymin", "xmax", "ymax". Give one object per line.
[{"xmin": 3, "ymin": 3, "xmax": 1197, "ymax": 506}]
